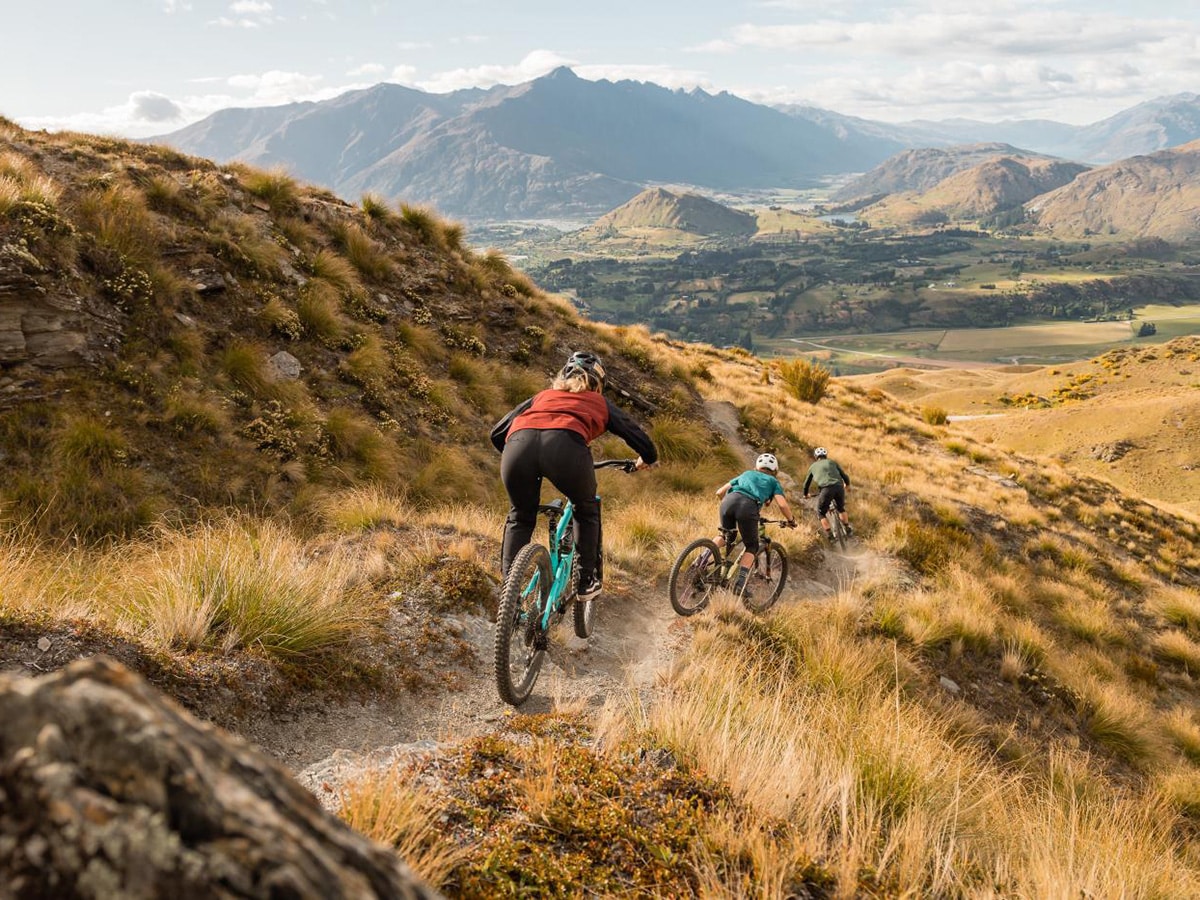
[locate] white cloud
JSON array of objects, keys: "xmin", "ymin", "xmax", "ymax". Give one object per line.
[
  {"xmin": 389, "ymin": 65, "xmax": 418, "ymax": 85},
  {"xmin": 416, "ymin": 49, "xmax": 575, "ymax": 93},
  {"xmin": 348, "ymin": 62, "xmax": 387, "ymax": 77},
  {"xmin": 130, "ymin": 91, "xmax": 184, "ymax": 123},
  {"xmin": 706, "ymin": 10, "xmax": 1190, "ymax": 58},
  {"xmin": 396, "ymin": 40, "xmax": 432, "ymax": 51},
  {"xmin": 209, "ymin": 16, "xmax": 260, "ymax": 28},
  {"xmin": 225, "ymin": 70, "xmax": 326, "ymax": 103},
  {"xmin": 162, "ymin": 0, "xmax": 192, "ymax": 11},
  {"xmin": 574, "ymin": 64, "xmax": 711, "ymax": 91},
  {"xmin": 211, "ymin": 0, "xmax": 278, "ymax": 28}
]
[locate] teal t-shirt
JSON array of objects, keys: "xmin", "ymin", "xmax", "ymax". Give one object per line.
[{"xmin": 728, "ymin": 470, "xmax": 784, "ymax": 505}]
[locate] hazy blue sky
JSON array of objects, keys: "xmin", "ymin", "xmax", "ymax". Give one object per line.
[{"xmin": 4, "ymin": 0, "xmax": 1198, "ymax": 137}]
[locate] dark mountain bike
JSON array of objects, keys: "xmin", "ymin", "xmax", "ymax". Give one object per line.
[
  {"xmin": 668, "ymin": 518, "xmax": 792, "ymax": 616},
  {"xmin": 494, "ymin": 459, "xmax": 636, "ymax": 707}
]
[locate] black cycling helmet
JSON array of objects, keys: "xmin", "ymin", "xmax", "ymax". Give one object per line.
[{"xmin": 562, "ymin": 350, "xmax": 606, "ymax": 391}]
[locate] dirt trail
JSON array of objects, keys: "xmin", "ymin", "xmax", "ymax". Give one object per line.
[{"xmin": 286, "ymin": 402, "xmax": 895, "ymax": 800}]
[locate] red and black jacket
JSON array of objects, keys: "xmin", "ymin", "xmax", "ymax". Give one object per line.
[{"xmin": 490, "ymin": 389, "xmax": 658, "ymax": 464}]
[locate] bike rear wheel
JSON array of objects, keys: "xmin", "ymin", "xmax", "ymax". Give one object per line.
[
  {"xmin": 668, "ymin": 538, "xmax": 722, "ymax": 616},
  {"xmin": 494, "ymin": 543, "xmax": 551, "ymax": 706},
  {"xmin": 745, "ymin": 543, "xmax": 788, "ymax": 612}
]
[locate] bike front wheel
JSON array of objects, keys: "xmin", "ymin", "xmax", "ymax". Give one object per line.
[
  {"xmin": 668, "ymin": 538, "xmax": 722, "ymax": 616},
  {"xmin": 745, "ymin": 543, "xmax": 788, "ymax": 612},
  {"xmin": 830, "ymin": 515, "xmax": 847, "ymax": 552},
  {"xmin": 495, "ymin": 543, "xmax": 552, "ymax": 706}
]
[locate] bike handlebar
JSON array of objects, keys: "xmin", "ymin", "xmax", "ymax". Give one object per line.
[
  {"xmin": 760, "ymin": 518, "xmax": 797, "ymax": 528},
  {"xmin": 594, "ymin": 459, "xmax": 638, "ymax": 473}
]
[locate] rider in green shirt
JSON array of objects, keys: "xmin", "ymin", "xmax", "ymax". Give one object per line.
[{"xmin": 802, "ymin": 447, "xmax": 853, "ymax": 543}]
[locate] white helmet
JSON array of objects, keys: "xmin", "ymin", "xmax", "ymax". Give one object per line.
[
  {"xmin": 755, "ymin": 453, "xmax": 778, "ymax": 472},
  {"xmin": 813, "ymin": 447, "xmax": 828, "ymax": 459}
]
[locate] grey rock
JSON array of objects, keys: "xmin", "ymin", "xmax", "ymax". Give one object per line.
[
  {"xmin": 0, "ymin": 657, "xmax": 442, "ymax": 899},
  {"xmin": 939, "ymin": 676, "xmax": 961, "ymax": 693},
  {"xmin": 268, "ymin": 350, "xmax": 303, "ymax": 380},
  {"xmin": 1091, "ymin": 441, "xmax": 1135, "ymax": 463}
]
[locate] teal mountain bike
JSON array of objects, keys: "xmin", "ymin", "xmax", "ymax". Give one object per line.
[{"xmin": 494, "ymin": 459, "xmax": 636, "ymax": 707}]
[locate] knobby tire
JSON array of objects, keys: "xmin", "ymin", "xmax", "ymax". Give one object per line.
[
  {"xmin": 669, "ymin": 538, "xmax": 722, "ymax": 616},
  {"xmin": 494, "ymin": 543, "xmax": 551, "ymax": 706},
  {"xmin": 745, "ymin": 543, "xmax": 788, "ymax": 612},
  {"xmin": 830, "ymin": 514, "xmax": 847, "ymax": 552}
]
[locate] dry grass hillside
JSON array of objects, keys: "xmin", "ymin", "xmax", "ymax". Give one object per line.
[
  {"xmin": 0, "ymin": 117, "xmax": 702, "ymax": 543},
  {"xmin": 859, "ymin": 338, "xmax": 1200, "ymax": 516},
  {"xmin": 5, "ymin": 120, "xmax": 1200, "ymax": 896},
  {"xmin": 863, "ymin": 155, "xmax": 1087, "ymax": 227},
  {"xmin": 1029, "ymin": 139, "xmax": 1200, "ymax": 240}
]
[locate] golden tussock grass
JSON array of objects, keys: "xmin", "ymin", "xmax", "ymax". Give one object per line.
[
  {"xmin": 1053, "ymin": 595, "xmax": 1127, "ymax": 646},
  {"xmin": 333, "ymin": 221, "xmax": 394, "ymax": 281},
  {"xmin": 235, "ymin": 165, "xmax": 300, "ymax": 214},
  {"xmin": 1163, "ymin": 707, "xmax": 1200, "ymax": 763},
  {"xmin": 600, "ymin": 583, "xmax": 1200, "ymax": 895},
  {"xmin": 114, "ymin": 519, "xmax": 376, "ymax": 656},
  {"xmin": 210, "ymin": 209, "xmax": 285, "ymax": 275},
  {"xmin": 318, "ymin": 484, "xmax": 411, "ymax": 532},
  {"xmin": 309, "ymin": 247, "xmax": 363, "ymax": 296},
  {"xmin": 73, "ymin": 182, "xmax": 159, "ymax": 267},
  {"xmin": 1153, "ymin": 629, "xmax": 1200, "ymax": 674},
  {"xmin": 322, "ymin": 408, "xmax": 402, "ymax": 483},
  {"xmin": 0, "ymin": 532, "xmax": 92, "ymax": 620},
  {"xmin": 337, "ymin": 764, "xmax": 467, "ymax": 889},
  {"xmin": 1147, "ymin": 584, "xmax": 1200, "ymax": 634},
  {"xmin": 297, "ymin": 280, "xmax": 348, "ymax": 342},
  {"xmin": 359, "ymin": 193, "xmax": 395, "ymax": 225}
]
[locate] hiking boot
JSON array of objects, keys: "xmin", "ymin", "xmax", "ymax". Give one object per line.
[{"xmin": 578, "ymin": 577, "xmax": 602, "ymax": 602}]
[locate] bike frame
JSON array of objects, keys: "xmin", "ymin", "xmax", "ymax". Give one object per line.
[
  {"xmin": 521, "ymin": 502, "xmax": 577, "ymax": 630},
  {"xmin": 514, "ymin": 459, "xmax": 630, "ymax": 631},
  {"xmin": 720, "ymin": 519, "xmax": 778, "ymax": 573}
]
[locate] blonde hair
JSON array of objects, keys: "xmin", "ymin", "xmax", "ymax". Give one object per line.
[{"xmin": 551, "ymin": 371, "xmax": 593, "ymax": 393}]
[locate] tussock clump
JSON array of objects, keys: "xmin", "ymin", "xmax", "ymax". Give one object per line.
[{"xmin": 776, "ymin": 358, "xmax": 830, "ymax": 404}]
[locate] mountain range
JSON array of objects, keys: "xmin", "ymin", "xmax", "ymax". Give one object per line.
[{"xmin": 153, "ymin": 70, "xmax": 1200, "ymax": 222}]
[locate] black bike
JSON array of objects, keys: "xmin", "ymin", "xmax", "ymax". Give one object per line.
[{"xmin": 668, "ymin": 518, "xmax": 791, "ymax": 616}]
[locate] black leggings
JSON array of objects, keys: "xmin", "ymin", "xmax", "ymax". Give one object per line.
[
  {"xmin": 719, "ymin": 491, "xmax": 762, "ymax": 554},
  {"xmin": 500, "ymin": 429, "xmax": 599, "ymax": 581}
]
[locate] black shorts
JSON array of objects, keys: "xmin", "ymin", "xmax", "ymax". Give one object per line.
[
  {"xmin": 816, "ymin": 483, "xmax": 845, "ymax": 517},
  {"xmin": 719, "ymin": 491, "xmax": 762, "ymax": 554}
]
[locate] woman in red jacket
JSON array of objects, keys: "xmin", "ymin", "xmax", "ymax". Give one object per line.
[{"xmin": 490, "ymin": 351, "xmax": 657, "ymax": 601}]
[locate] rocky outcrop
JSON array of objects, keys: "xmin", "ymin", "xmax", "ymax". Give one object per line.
[
  {"xmin": 0, "ymin": 657, "xmax": 442, "ymax": 899},
  {"xmin": 0, "ymin": 245, "xmax": 122, "ymax": 374}
]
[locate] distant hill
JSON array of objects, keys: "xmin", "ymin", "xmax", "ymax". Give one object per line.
[
  {"xmin": 1027, "ymin": 140, "xmax": 1200, "ymax": 239},
  {"xmin": 894, "ymin": 94, "xmax": 1200, "ymax": 163},
  {"xmin": 859, "ymin": 153, "xmax": 1088, "ymax": 226},
  {"xmin": 833, "ymin": 143, "xmax": 1058, "ymax": 203},
  {"xmin": 154, "ymin": 68, "xmax": 899, "ymax": 222},
  {"xmin": 591, "ymin": 188, "xmax": 757, "ymax": 237}
]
